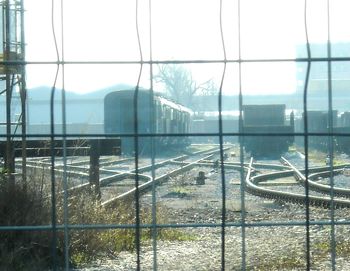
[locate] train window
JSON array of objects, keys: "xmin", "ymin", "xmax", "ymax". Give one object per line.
[{"xmin": 2, "ymin": 1, "xmax": 350, "ymax": 270}]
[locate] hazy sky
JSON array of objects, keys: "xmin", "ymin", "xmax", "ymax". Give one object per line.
[{"xmin": 23, "ymin": 0, "xmax": 350, "ymax": 95}]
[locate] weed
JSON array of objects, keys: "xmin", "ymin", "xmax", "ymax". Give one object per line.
[
  {"xmin": 248, "ymin": 256, "xmax": 306, "ymax": 271},
  {"xmin": 295, "ymin": 146, "xmax": 347, "ymax": 165},
  {"xmin": 313, "ymin": 239, "xmax": 350, "ymax": 258},
  {"xmin": 0, "ymin": 165, "xmax": 194, "ymax": 269},
  {"xmin": 0, "ymin": 170, "xmax": 53, "ymax": 270},
  {"xmin": 157, "ymin": 228, "xmax": 196, "ymax": 242},
  {"xmin": 288, "ymin": 145, "xmax": 297, "ymax": 152}
]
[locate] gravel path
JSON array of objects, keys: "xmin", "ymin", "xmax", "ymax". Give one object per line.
[{"xmin": 78, "ymin": 156, "xmax": 350, "ymax": 270}]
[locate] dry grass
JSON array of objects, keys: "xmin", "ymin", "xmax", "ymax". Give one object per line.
[{"xmin": 0, "ymin": 165, "xmax": 193, "ymax": 269}]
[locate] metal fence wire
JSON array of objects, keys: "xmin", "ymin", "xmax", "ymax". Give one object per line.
[{"xmin": 1, "ymin": 0, "xmax": 350, "ymax": 270}]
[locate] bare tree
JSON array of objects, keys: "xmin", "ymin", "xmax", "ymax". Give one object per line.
[{"xmin": 154, "ymin": 64, "xmax": 215, "ymax": 108}]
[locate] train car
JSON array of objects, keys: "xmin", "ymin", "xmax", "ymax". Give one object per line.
[
  {"xmin": 333, "ymin": 111, "xmax": 350, "ymax": 154},
  {"xmin": 104, "ymin": 89, "xmax": 192, "ymax": 154},
  {"xmin": 241, "ymin": 104, "xmax": 294, "ymax": 157},
  {"xmin": 190, "ymin": 112, "xmax": 239, "ymax": 143},
  {"xmin": 294, "ymin": 110, "xmax": 338, "ymax": 151}
]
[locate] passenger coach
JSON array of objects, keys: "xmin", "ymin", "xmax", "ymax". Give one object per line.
[{"xmin": 104, "ymin": 90, "xmax": 192, "ymax": 154}]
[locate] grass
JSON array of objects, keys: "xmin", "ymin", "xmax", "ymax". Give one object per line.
[
  {"xmin": 0, "ymin": 166, "xmax": 196, "ymax": 269},
  {"xmin": 0, "ymin": 171, "xmax": 52, "ymax": 270},
  {"xmin": 248, "ymin": 256, "xmax": 306, "ymax": 271},
  {"xmin": 313, "ymin": 239, "xmax": 350, "ymax": 259},
  {"xmin": 293, "ymin": 145, "xmax": 348, "ymax": 166},
  {"xmin": 170, "ymin": 185, "xmax": 192, "ymax": 197},
  {"xmin": 247, "ymin": 237, "xmax": 350, "ymax": 270},
  {"xmin": 288, "ymin": 145, "xmax": 297, "ymax": 152}
]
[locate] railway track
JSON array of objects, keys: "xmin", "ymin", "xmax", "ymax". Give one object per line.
[
  {"xmin": 281, "ymin": 157, "xmax": 350, "ymax": 198},
  {"xmin": 22, "ymin": 145, "xmax": 232, "ymax": 207},
  {"xmin": 245, "ymin": 157, "xmax": 350, "ymax": 209},
  {"xmin": 100, "ymin": 146, "xmax": 234, "ymax": 207},
  {"xmin": 21, "ymin": 145, "xmax": 350, "ymax": 209}
]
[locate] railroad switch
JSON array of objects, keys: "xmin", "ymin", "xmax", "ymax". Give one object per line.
[
  {"xmin": 196, "ymin": 171, "xmax": 207, "ymax": 185},
  {"xmin": 213, "ymin": 159, "xmax": 219, "ymax": 169}
]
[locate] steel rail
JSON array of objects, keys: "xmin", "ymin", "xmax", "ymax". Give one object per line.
[
  {"xmin": 16, "ymin": 145, "xmax": 230, "ymax": 204},
  {"xmin": 281, "ymin": 157, "xmax": 350, "ymax": 198},
  {"xmin": 101, "ymin": 153, "xmax": 216, "ymax": 208},
  {"xmin": 245, "ymin": 158, "xmax": 350, "ymax": 209}
]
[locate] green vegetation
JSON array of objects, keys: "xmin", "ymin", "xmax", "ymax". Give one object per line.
[
  {"xmin": 170, "ymin": 185, "xmax": 192, "ymax": 198},
  {"xmin": 0, "ymin": 169, "xmax": 52, "ymax": 269},
  {"xmin": 248, "ymin": 256, "xmax": 306, "ymax": 270},
  {"xmin": 294, "ymin": 146, "xmax": 348, "ymax": 166},
  {"xmin": 288, "ymin": 145, "xmax": 297, "ymax": 152},
  {"xmin": 247, "ymin": 238, "xmax": 350, "ymax": 270},
  {"xmin": 313, "ymin": 239, "xmax": 350, "ymax": 259},
  {"xmin": 158, "ymin": 228, "xmax": 197, "ymax": 242},
  {"xmin": 65, "ymin": 195, "xmax": 195, "ymax": 267},
  {"xmin": 0, "ymin": 167, "xmax": 194, "ymax": 269}
]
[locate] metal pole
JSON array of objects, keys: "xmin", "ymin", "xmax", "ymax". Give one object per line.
[
  {"xmin": 89, "ymin": 139, "xmax": 101, "ymax": 200},
  {"xmin": 19, "ymin": 0, "xmax": 27, "ymax": 188},
  {"xmin": 5, "ymin": 0, "xmax": 14, "ymax": 184}
]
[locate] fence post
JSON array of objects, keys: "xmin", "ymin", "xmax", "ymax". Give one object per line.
[
  {"xmin": 4, "ymin": 141, "xmax": 15, "ymax": 186},
  {"xmin": 89, "ymin": 139, "xmax": 101, "ymax": 200}
]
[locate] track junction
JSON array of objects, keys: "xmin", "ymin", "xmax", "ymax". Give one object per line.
[
  {"xmin": 20, "ymin": 144, "xmax": 350, "ymax": 209},
  {"xmin": 245, "ymin": 156, "xmax": 350, "ymax": 209}
]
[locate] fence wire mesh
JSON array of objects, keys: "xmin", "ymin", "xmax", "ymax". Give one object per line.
[{"xmin": 1, "ymin": 0, "xmax": 350, "ymax": 270}]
